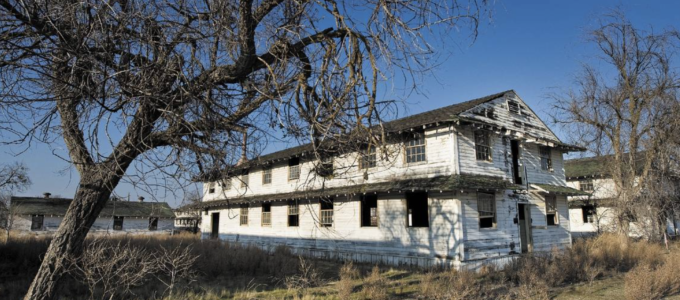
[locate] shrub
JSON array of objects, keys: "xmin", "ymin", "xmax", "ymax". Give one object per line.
[
  {"xmin": 336, "ymin": 261, "xmax": 358, "ymax": 299},
  {"xmin": 362, "ymin": 266, "xmax": 389, "ymax": 300},
  {"xmin": 624, "ymin": 252, "xmax": 680, "ymax": 300}
]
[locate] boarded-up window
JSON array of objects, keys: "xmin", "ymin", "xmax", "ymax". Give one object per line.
[
  {"xmin": 148, "ymin": 217, "xmax": 158, "ymax": 231},
  {"xmin": 508, "ymin": 100, "xmax": 521, "ymax": 114},
  {"xmin": 406, "ymin": 192, "xmax": 429, "ymax": 227},
  {"xmin": 320, "ymin": 198, "xmax": 333, "ymax": 227},
  {"xmin": 540, "ymin": 146, "xmax": 553, "ymax": 171},
  {"xmin": 579, "ymin": 179, "xmax": 593, "ymax": 192},
  {"xmin": 478, "ymin": 193, "xmax": 496, "ymax": 228},
  {"xmin": 289, "ymin": 158, "xmax": 300, "ymax": 180},
  {"xmin": 113, "ymin": 216, "xmax": 124, "ymax": 231},
  {"xmin": 31, "ymin": 215, "xmax": 44, "ymax": 231},
  {"xmin": 360, "ymin": 146, "xmax": 377, "ymax": 169},
  {"xmin": 475, "ymin": 131, "xmax": 492, "ymax": 161},
  {"xmin": 262, "ymin": 167, "xmax": 272, "ymax": 185},
  {"xmin": 361, "ymin": 195, "xmax": 378, "ymax": 227},
  {"xmin": 405, "ymin": 136, "xmax": 426, "ymax": 163},
  {"xmin": 240, "ymin": 204, "xmax": 249, "ymax": 225},
  {"xmin": 582, "ymin": 205, "xmax": 596, "ymax": 223},
  {"xmin": 288, "ymin": 200, "xmax": 299, "ymax": 227},
  {"xmin": 262, "ymin": 203, "xmax": 271, "ymax": 226},
  {"xmin": 545, "ymin": 195, "xmax": 559, "ymax": 226}
]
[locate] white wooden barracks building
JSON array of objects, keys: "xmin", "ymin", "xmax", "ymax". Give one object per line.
[{"xmin": 193, "ymin": 90, "xmax": 586, "ymax": 268}]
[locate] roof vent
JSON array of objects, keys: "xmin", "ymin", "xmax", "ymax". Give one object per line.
[
  {"xmin": 138, "ymin": 196, "xmax": 145, "ymax": 202},
  {"xmin": 43, "ymin": 192, "xmax": 51, "ymax": 199}
]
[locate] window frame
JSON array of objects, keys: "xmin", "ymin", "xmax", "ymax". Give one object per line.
[
  {"xmin": 239, "ymin": 204, "xmax": 249, "ymax": 226},
  {"xmin": 404, "ymin": 135, "xmax": 427, "ymax": 164},
  {"xmin": 319, "ymin": 198, "xmax": 334, "ymax": 227},
  {"xmin": 148, "ymin": 217, "xmax": 159, "ymax": 231},
  {"xmin": 261, "ymin": 203, "xmax": 272, "ymax": 226},
  {"xmin": 361, "ymin": 195, "xmax": 379, "ymax": 227},
  {"xmin": 539, "ymin": 146, "xmax": 553, "ymax": 172},
  {"xmin": 241, "ymin": 170, "xmax": 249, "ymax": 188},
  {"xmin": 582, "ymin": 205, "xmax": 596, "ymax": 224},
  {"xmin": 360, "ymin": 146, "xmax": 377, "ymax": 169},
  {"xmin": 262, "ymin": 166, "xmax": 272, "ymax": 185},
  {"xmin": 508, "ymin": 100, "xmax": 521, "ymax": 114},
  {"xmin": 579, "ymin": 179, "xmax": 594, "ymax": 192},
  {"xmin": 545, "ymin": 194, "xmax": 559, "ymax": 226},
  {"xmin": 30, "ymin": 214, "xmax": 44, "ymax": 231},
  {"xmin": 287, "ymin": 200, "xmax": 299, "ymax": 227},
  {"xmin": 208, "ymin": 182, "xmax": 215, "ymax": 194},
  {"xmin": 477, "ymin": 192, "xmax": 496, "ymax": 229},
  {"xmin": 113, "ymin": 216, "xmax": 124, "ymax": 231},
  {"xmin": 474, "ymin": 130, "xmax": 493, "ymax": 162},
  {"xmin": 288, "ymin": 158, "xmax": 301, "ymax": 181}
]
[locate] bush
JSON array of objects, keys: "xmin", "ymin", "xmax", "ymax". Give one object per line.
[
  {"xmin": 336, "ymin": 261, "xmax": 358, "ymax": 299},
  {"xmin": 362, "ymin": 266, "xmax": 389, "ymax": 300},
  {"xmin": 624, "ymin": 251, "xmax": 680, "ymax": 300}
]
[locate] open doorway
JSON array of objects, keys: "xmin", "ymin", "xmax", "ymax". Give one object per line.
[
  {"xmin": 518, "ymin": 204, "xmax": 533, "ymax": 253},
  {"xmin": 211, "ymin": 212, "xmax": 220, "ymax": 239}
]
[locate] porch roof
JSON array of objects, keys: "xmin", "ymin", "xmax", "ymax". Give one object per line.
[
  {"xmin": 192, "ymin": 174, "xmax": 515, "ymax": 209},
  {"xmin": 530, "ymin": 183, "xmax": 590, "ymax": 196}
]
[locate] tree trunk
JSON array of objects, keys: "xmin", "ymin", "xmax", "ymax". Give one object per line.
[{"xmin": 23, "ymin": 171, "xmax": 124, "ymax": 300}]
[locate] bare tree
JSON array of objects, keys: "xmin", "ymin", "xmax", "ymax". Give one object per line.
[
  {"xmin": 154, "ymin": 244, "xmax": 199, "ymax": 297},
  {"xmin": 0, "ymin": 162, "xmax": 31, "ymax": 242},
  {"xmin": 552, "ymin": 11, "xmax": 680, "ymax": 239},
  {"xmin": 0, "ymin": 1, "xmax": 490, "ymax": 298}
]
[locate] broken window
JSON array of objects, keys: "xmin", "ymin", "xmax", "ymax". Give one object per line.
[
  {"xmin": 241, "ymin": 170, "xmax": 249, "ymax": 188},
  {"xmin": 288, "ymin": 200, "xmax": 299, "ymax": 227},
  {"xmin": 545, "ymin": 195, "xmax": 559, "ymax": 226},
  {"xmin": 405, "ymin": 135, "xmax": 426, "ymax": 163},
  {"xmin": 361, "ymin": 195, "xmax": 378, "ymax": 227},
  {"xmin": 262, "ymin": 166, "xmax": 272, "ymax": 185},
  {"xmin": 540, "ymin": 146, "xmax": 553, "ymax": 171},
  {"xmin": 508, "ymin": 100, "xmax": 521, "ymax": 114},
  {"xmin": 240, "ymin": 204, "xmax": 249, "ymax": 226},
  {"xmin": 31, "ymin": 215, "xmax": 44, "ymax": 231},
  {"xmin": 317, "ymin": 157, "xmax": 334, "ymax": 178},
  {"xmin": 360, "ymin": 146, "xmax": 377, "ymax": 169},
  {"xmin": 320, "ymin": 198, "xmax": 333, "ymax": 227},
  {"xmin": 474, "ymin": 130, "xmax": 492, "ymax": 161},
  {"xmin": 406, "ymin": 192, "xmax": 429, "ymax": 227},
  {"xmin": 582, "ymin": 205, "xmax": 596, "ymax": 223},
  {"xmin": 289, "ymin": 157, "xmax": 300, "ymax": 180},
  {"xmin": 477, "ymin": 193, "xmax": 496, "ymax": 228},
  {"xmin": 148, "ymin": 217, "xmax": 159, "ymax": 231},
  {"xmin": 262, "ymin": 203, "xmax": 271, "ymax": 226},
  {"xmin": 579, "ymin": 179, "xmax": 593, "ymax": 192},
  {"xmin": 113, "ymin": 216, "xmax": 124, "ymax": 231}
]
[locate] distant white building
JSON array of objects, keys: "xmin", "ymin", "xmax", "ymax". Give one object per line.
[
  {"xmin": 193, "ymin": 90, "xmax": 586, "ymax": 268},
  {"xmin": 174, "ymin": 207, "xmax": 201, "ymax": 234},
  {"xmin": 565, "ymin": 156, "xmax": 680, "ymax": 238},
  {"xmin": 10, "ymin": 194, "xmax": 175, "ymax": 235}
]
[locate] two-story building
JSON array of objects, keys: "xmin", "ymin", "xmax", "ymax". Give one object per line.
[{"xmin": 193, "ymin": 90, "xmax": 586, "ymax": 268}]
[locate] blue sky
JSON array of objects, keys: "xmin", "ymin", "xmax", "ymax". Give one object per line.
[{"xmin": 1, "ymin": 1, "xmax": 677, "ymax": 207}]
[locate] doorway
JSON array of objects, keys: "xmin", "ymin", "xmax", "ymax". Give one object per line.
[
  {"xmin": 518, "ymin": 204, "xmax": 533, "ymax": 253},
  {"xmin": 511, "ymin": 140, "xmax": 522, "ymax": 185},
  {"xmin": 211, "ymin": 212, "xmax": 220, "ymax": 239}
]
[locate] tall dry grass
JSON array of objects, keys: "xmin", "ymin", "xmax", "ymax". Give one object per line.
[{"xmin": 624, "ymin": 251, "xmax": 680, "ymax": 300}]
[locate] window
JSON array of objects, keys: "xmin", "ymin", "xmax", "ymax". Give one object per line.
[
  {"xmin": 582, "ymin": 205, "xmax": 596, "ymax": 223},
  {"xmin": 223, "ymin": 178, "xmax": 232, "ymax": 190},
  {"xmin": 474, "ymin": 107, "xmax": 495, "ymax": 119},
  {"xmin": 545, "ymin": 195, "xmax": 559, "ymax": 226},
  {"xmin": 262, "ymin": 167, "xmax": 272, "ymax": 185},
  {"xmin": 474, "ymin": 131, "xmax": 492, "ymax": 161},
  {"xmin": 508, "ymin": 100, "xmax": 521, "ymax": 114},
  {"xmin": 261, "ymin": 203, "xmax": 272, "ymax": 226},
  {"xmin": 406, "ymin": 192, "xmax": 429, "ymax": 227},
  {"xmin": 405, "ymin": 136, "xmax": 426, "ymax": 163},
  {"xmin": 317, "ymin": 157, "xmax": 334, "ymax": 178},
  {"xmin": 540, "ymin": 146, "xmax": 553, "ymax": 171},
  {"xmin": 240, "ymin": 204, "xmax": 249, "ymax": 225},
  {"xmin": 288, "ymin": 200, "xmax": 299, "ymax": 227},
  {"xmin": 513, "ymin": 120, "xmax": 523, "ymax": 129},
  {"xmin": 579, "ymin": 179, "xmax": 594, "ymax": 192},
  {"xmin": 113, "ymin": 216, "xmax": 124, "ymax": 231},
  {"xmin": 360, "ymin": 146, "xmax": 377, "ymax": 169},
  {"xmin": 241, "ymin": 170, "xmax": 249, "ymax": 188},
  {"xmin": 148, "ymin": 217, "xmax": 158, "ymax": 231},
  {"xmin": 289, "ymin": 158, "xmax": 300, "ymax": 180},
  {"xmin": 30, "ymin": 215, "xmax": 44, "ymax": 231},
  {"xmin": 208, "ymin": 182, "xmax": 215, "ymax": 194},
  {"xmin": 319, "ymin": 198, "xmax": 333, "ymax": 227},
  {"xmin": 361, "ymin": 195, "xmax": 378, "ymax": 227},
  {"xmin": 477, "ymin": 193, "xmax": 496, "ymax": 228}
]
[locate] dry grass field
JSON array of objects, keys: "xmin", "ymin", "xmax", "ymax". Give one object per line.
[{"xmin": 1, "ymin": 233, "xmax": 679, "ymax": 300}]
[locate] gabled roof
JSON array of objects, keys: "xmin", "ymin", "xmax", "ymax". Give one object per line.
[
  {"xmin": 10, "ymin": 197, "xmax": 175, "ymax": 218},
  {"xmin": 192, "ymin": 173, "xmax": 516, "ymax": 209}
]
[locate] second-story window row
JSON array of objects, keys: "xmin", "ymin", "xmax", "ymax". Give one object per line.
[
  {"xmin": 289, "ymin": 157, "xmax": 301, "ymax": 180},
  {"xmin": 474, "ymin": 130, "xmax": 492, "ymax": 161},
  {"xmin": 539, "ymin": 146, "xmax": 553, "ymax": 171},
  {"xmin": 405, "ymin": 136, "xmax": 426, "ymax": 164}
]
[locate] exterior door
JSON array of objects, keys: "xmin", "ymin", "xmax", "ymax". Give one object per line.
[
  {"xmin": 518, "ymin": 204, "xmax": 533, "ymax": 253},
  {"xmin": 211, "ymin": 212, "xmax": 220, "ymax": 239}
]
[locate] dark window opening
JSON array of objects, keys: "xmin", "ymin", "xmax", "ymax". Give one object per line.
[
  {"xmin": 508, "ymin": 100, "xmax": 521, "ymax": 114},
  {"xmin": 288, "ymin": 200, "xmax": 299, "ymax": 227},
  {"xmin": 478, "ymin": 192, "xmax": 496, "ymax": 229},
  {"xmin": 148, "ymin": 217, "xmax": 158, "ymax": 231},
  {"xmin": 361, "ymin": 195, "xmax": 378, "ymax": 227},
  {"xmin": 113, "ymin": 216, "xmax": 124, "ymax": 231},
  {"xmin": 320, "ymin": 198, "xmax": 333, "ymax": 227},
  {"xmin": 406, "ymin": 192, "xmax": 429, "ymax": 227},
  {"xmin": 262, "ymin": 203, "xmax": 271, "ymax": 226},
  {"xmin": 582, "ymin": 205, "xmax": 596, "ymax": 223},
  {"xmin": 31, "ymin": 215, "xmax": 44, "ymax": 231}
]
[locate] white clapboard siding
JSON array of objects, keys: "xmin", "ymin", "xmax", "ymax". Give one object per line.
[{"xmin": 13, "ymin": 215, "xmax": 174, "ymax": 235}]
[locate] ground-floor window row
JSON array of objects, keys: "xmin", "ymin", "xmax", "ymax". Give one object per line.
[{"xmin": 29, "ymin": 215, "xmax": 160, "ymax": 231}]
